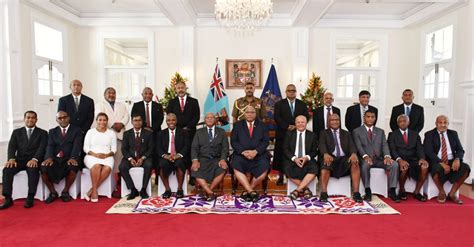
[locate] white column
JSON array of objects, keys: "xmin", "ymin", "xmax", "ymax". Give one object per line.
[
  {"xmin": 291, "ymin": 28, "xmax": 309, "ymax": 95},
  {"xmin": 178, "ymin": 26, "xmax": 196, "ymax": 96}
]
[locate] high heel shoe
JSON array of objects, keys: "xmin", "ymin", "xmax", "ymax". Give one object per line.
[
  {"xmin": 84, "ymin": 190, "xmax": 92, "ymax": 202},
  {"xmin": 91, "ymin": 197, "xmax": 99, "ymax": 203}
]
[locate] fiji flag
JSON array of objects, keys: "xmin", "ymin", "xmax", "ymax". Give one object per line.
[
  {"xmin": 260, "ymin": 64, "xmax": 282, "ymax": 131},
  {"xmin": 204, "ymin": 64, "xmax": 231, "ymax": 131}
]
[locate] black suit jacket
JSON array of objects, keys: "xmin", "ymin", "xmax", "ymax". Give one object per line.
[
  {"xmin": 166, "ymin": 96, "xmax": 200, "ymax": 132},
  {"xmin": 283, "ymin": 130, "xmax": 318, "ymax": 161},
  {"xmin": 318, "ymin": 128, "xmax": 356, "ymax": 157},
  {"xmin": 389, "ymin": 103, "xmax": 424, "ymax": 132},
  {"xmin": 274, "ymin": 98, "xmax": 308, "ymax": 140},
  {"xmin": 231, "ymin": 119, "xmax": 269, "ymax": 156},
  {"xmin": 58, "ymin": 94, "xmax": 94, "ymax": 133},
  {"xmin": 387, "ymin": 129, "xmax": 425, "ymax": 161},
  {"xmin": 345, "ymin": 104, "xmax": 378, "ymax": 132},
  {"xmin": 424, "ymin": 128, "xmax": 464, "ymax": 164},
  {"xmin": 122, "ymin": 128, "xmax": 154, "ymax": 160},
  {"xmin": 7, "ymin": 127, "xmax": 48, "ymax": 162},
  {"xmin": 313, "ymin": 105, "xmax": 341, "ymax": 139},
  {"xmin": 45, "ymin": 125, "xmax": 83, "ymax": 160},
  {"xmin": 131, "ymin": 101, "xmax": 164, "ymax": 133},
  {"xmin": 156, "ymin": 127, "xmax": 189, "ymax": 158}
]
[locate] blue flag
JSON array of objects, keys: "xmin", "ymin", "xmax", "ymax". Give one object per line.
[
  {"xmin": 260, "ymin": 64, "xmax": 282, "ymax": 131},
  {"xmin": 204, "ymin": 64, "xmax": 231, "ymax": 131}
]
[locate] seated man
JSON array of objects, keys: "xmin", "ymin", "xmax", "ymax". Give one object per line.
[
  {"xmin": 156, "ymin": 113, "xmax": 189, "ymax": 199},
  {"xmin": 319, "ymin": 114, "xmax": 362, "ymax": 203},
  {"xmin": 353, "ymin": 109, "xmax": 400, "ymax": 202},
  {"xmin": 42, "ymin": 111, "xmax": 83, "ymax": 203},
  {"xmin": 231, "ymin": 106, "xmax": 269, "ymax": 202},
  {"xmin": 191, "ymin": 113, "xmax": 229, "ymax": 201},
  {"xmin": 424, "ymin": 115, "xmax": 470, "ymax": 204},
  {"xmin": 119, "ymin": 114, "xmax": 154, "ymax": 200},
  {"xmin": 388, "ymin": 114, "xmax": 429, "ymax": 202},
  {"xmin": 1, "ymin": 111, "xmax": 48, "ymax": 209},
  {"xmin": 283, "ymin": 115, "xmax": 318, "ymax": 200}
]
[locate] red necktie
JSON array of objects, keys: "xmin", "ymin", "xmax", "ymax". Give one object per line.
[
  {"xmin": 180, "ymin": 97, "xmax": 185, "ymax": 112},
  {"xmin": 326, "ymin": 107, "xmax": 331, "ymax": 129},
  {"xmin": 440, "ymin": 132, "xmax": 448, "ymax": 163},
  {"xmin": 368, "ymin": 128, "xmax": 373, "ymax": 141},
  {"xmin": 135, "ymin": 132, "xmax": 141, "ymax": 158},
  {"xmin": 170, "ymin": 130, "xmax": 176, "ymax": 155},
  {"xmin": 62, "ymin": 128, "xmax": 67, "ymax": 138},
  {"xmin": 145, "ymin": 103, "xmax": 151, "ymax": 128},
  {"xmin": 402, "ymin": 131, "xmax": 408, "ymax": 145},
  {"xmin": 249, "ymin": 123, "xmax": 253, "ymax": 138}
]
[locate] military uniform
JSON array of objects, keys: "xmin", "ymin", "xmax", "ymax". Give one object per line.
[{"xmin": 232, "ymin": 96, "xmax": 267, "ymax": 121}]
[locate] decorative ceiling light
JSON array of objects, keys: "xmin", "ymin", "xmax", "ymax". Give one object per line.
[{"xmin": 215, "ymin": 0, "xmax": 273, "ymax": 31}]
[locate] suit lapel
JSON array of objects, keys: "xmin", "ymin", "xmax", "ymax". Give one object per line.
[{"xmin": 304, "ymin": 131, "xmax": 311, "ymax": 150}]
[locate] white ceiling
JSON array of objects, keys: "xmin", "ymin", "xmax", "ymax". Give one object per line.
[{"xmin": 24, "ymin": 0, "xmax": 468, "ymax": 28}]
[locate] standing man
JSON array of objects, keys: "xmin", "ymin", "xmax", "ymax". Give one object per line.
[
  {"xmin": 190, "ymin": 113, "xmax": 229, "ymax": 201},
  {"xmin": 131, "ymin": 87, "xmax": 164, "ymax": 136},
  {"xmin": 273, "ymin": 84, "xmax": 308, "ymax": 186},
  {"xmin": 119, "ymin": 114, "xmax": 154, "ymax": 200},
  {"xmin": 345, "ymin": 90, "xmax": 378, "ymax": 132},
  {"xmin": 424, "ymin": 115, "xmax": 470, "ymax": 204},
  {"xmin": 389, "ymin": 89, "xmax": 424, "ymax": 132},
  {"xmin": 41, "ymin": 111, "xmax": 83, "ymax": 203},
  {"xmin": 96, "ymin": 87, "xmax": 130, "ymax": 197},
  {"xmin": 313, "ymin": 92, "xmax": 341, "ymax": 139},
  {"xmin": 58, "ymin": 80, "xmax": 94, "ymax": 134},
  {"xmin": 352, "ymin": 110, "xmax": 399, "ymax": 202},
  {"xmin": 232, "ymin": 82, "xmax": 267, "ymax": 122},
  {"xmin": 388, "ymin": 114, "xmax": 429, "ymax": 201},
  {"xmin": 0, "ymin": 111, "xmax": 48, "ymax": 209}
]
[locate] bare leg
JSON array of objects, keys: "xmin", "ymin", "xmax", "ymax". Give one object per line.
[
  {"xmin": 41, "ymin": 173, "xmax": 57, "ymax": 194},
  {"xmin": 176, "ymin": 168, "xmax": 185, "ymax": 191},
  {"xmin": 320, "ymin": 169, "xmax": 330, "ymax": 192},
  {"xmin": 159, "ymin": 168, "xmax": 171, "ymax": 191},
  {"xmin": 234, "ymin": 169, "xmax": 253, "ymax": 192},
  {"xmin": 351, "ymin": 163, "xmax": 361, "ymax": 194},
  {"xmin": 399, "ymin": 169, "xmax": 408, "ymax": 193},
  {"xmin": 63, "ymin": 171, "xmax": 77, "ymax": 193},
  {"xmin": 432, "ymin": 173, "xmax": 446, "ymax": 196},
  {"xmin": 210, "ymin": 172, "xmax": 226, "ymax": 191},
  {"xmin": 90, "ymin": 164, "xmax": 102, "ymax": 198},
  {"xmin": 250, "ymin": 172, "xmax": 268, "ymax": 190},
  {"xmin": 296, "ymin": 173, "xmax": 316, "ymax": 191},
  {"xmin": 97, "ymin": 166, "xmax": 112, "ymax": 186},
  {"xmin": 289, "ymin": 178, "xmax": 302, "ymax": 188},
  {"xmin": 448, "ymin": 172, "xmax": 469, "ymax": 197},
  {"xmin": 415, "ymin": 166, "xmax": 428, "ymax": 194},
  {"xmin": 195, "ymin": 178, "xmax": 212, "ymax": 195}
]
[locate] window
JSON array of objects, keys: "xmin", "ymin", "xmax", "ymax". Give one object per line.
[
  {"xmin": 425, "ymin": 25, "xmax": 453, "ymax": 64},
  {"xmin": 335, "ymin": 39, "xmax": 380, "ymax": 98},
  {"xmin": 34, "ymin": 22, "xmax": 63, "ymax": 61}
]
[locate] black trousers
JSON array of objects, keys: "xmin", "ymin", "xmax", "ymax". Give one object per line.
[
  {"xmin": 2, "ymin": 159, "xmax": 40, "ymax": 198},
  {"xmin": 119, "ymin": 158, "xmax": 153, "ymax": 191}
]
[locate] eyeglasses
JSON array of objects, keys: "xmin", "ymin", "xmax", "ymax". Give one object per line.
[
  {"xmin": 57, "ymin": 116, "xmax": 69, "ymax": 120},
  {"xmin": 286, "ymin": 90, "xmax": 296, "ymax": 92}
]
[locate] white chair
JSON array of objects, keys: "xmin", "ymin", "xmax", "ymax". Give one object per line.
[
  {"xmin": 120, "ymin": 167, "xmax": 152, "ymax": 197},
  {"xmin": 11, "ymin": 171, "xmax": 44, "ymax": 201},
  {"xmin": 369, "ymin": 168, "xmax": 388, "ymax": 198},
  {"xmin": 424, "ymin": 175, "xmax": 459, "ymax": 200},
  {"xmin": 44, "ymin": 172, "xmax": 81, "ymax": 199},
  {"xmin": 326, "ymin": 176, "xmax": 352, "ymax": 197},
  {"xmin": 80, "ymin": 168, "xmax": 115, "ymax": 199},
  {"xmin": 286, "ymin": 178, "xmax": 318, "ymax": 196},
  {"xmin": 157, "ymin": 172, "xmax": 188, "ymax": 196}
]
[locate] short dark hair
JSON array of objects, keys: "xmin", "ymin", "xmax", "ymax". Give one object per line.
[
  {"xmin": 364, "ymin": 109, "xmax": 376, "ymax": 116},
  {"xmin": 24, "ymin": 111, "xmax": 37, "ymax": 118},
  {"xmin": 359, "ymin": 90, "xmax": 371, "ymax": 97},
  {"xmin": 245, "ymin": 82, "xmax": 255, "ymax": 87},
  {"xmin": 402, "ymin": 89, "xmax": 413, "ymax": 94},
  {"xmin": 131, "ymin": 114, "xmax": 142, "ymax": 120},
  {"xmin": 96, "ymin": 112, "xmax": 109, "ymax": 121}
]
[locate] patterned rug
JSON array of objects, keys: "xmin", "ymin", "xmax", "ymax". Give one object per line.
[{"xmin": 106, "ymin": 194, "xmax": 400, "ymax": 215}]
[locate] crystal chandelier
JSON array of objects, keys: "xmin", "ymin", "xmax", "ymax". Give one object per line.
[{"xmin": 215, "ymin": 0, "xmax": 273, "ymax": 31}]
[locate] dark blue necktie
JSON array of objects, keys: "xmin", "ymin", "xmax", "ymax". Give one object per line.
[
  {"xmin": 406, "ymin": 106, "xmax": 410, "ymax": 116},
  {"xmin": 208, "ymin": 128, "xmax": 213, "ymax": 142}
]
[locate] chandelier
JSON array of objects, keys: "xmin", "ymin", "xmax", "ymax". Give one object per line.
[{"xmin": 215, "ymin": 0, "xmax": 273, "ymax": 31}]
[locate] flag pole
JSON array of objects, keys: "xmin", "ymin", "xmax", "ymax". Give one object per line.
[
  {"xmin": 271, "ymin": 57, "xmax": 273, "ymax": 64},
  {"xmin": 216, "ymin": 57, "xmax": 219, "ymax": 64}
]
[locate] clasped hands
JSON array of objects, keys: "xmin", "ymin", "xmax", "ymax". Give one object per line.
[{"xmin": 241, "ymin": 150, "xmax": 258, "ymax": 160}]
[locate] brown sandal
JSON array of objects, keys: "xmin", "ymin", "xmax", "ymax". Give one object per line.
[
  {"xmin": 447, "ymin": 194, "xmax": 463, "ymax": 205},
  {"xmin": 303, "ymin": 188, "xmax": 313, "ymax": 199},
  {"xmin": 437, "ymin": 193, "xmax": 446, "ymax": 203},
  {"xmin": 289, "ymin": 189, "xmax": 300, "ymax": 200}
]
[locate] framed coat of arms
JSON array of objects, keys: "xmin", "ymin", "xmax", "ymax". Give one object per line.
[{"xmin": 225, "ymin": 59, "xmax": 262, "ymax": 89}]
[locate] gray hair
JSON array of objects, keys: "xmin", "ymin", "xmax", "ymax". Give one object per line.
[{"xmin": 397, "ymin": 114, "xmax": 410, "ymax": 123}]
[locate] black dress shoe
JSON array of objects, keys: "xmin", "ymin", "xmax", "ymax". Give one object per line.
[
  {"xmin": 127, "ymin": 189, "xmax": 139, "ymax": 200},
  {"xmin": 140, "ymin": 189, "xmax": 149, "ymax": 199},
  {"xmin": 24, "ymin": 198, "xmax": 34, "ymax": 208},
  {"xmin": 240, "ymin": 191, "xmax": 250, "ymax": 202},
  {"xmin": 162, "ymin": 190, "xmax": 172, "ymax": 199},
  {"xmin": 364, "ymin": 188, "xmax": 372, "ymax": 201},
  {"xmin": 0, "ymin": 197, "xmax": 13, "ymax": 210},
  {"xmin": 45, "ymin": 192, "xmax": 59, "ymax": 204},
  {"xmin": 207, "ymin": 193, "xmax": 217, "ymax": 202},
  {"xmin": 276, "ymin": 176, "xmax": 284, "ymax": 186},
  {"xmin": 414, "ymin": 193, "xmax": 427, "ymax": 202},
  {"xmin": 61, "ymin": 191, "xmax": 73, "ymax": 202},
  {"xmin": 389, "ymin": 190, "xmax": 400, "ymax": 203},
  {"xmin": 176, "ymin": 190, "xmax": 184, "ymax": 199},
  {"xmin": 189, "ymin": 177, "xmax": 196, "ymax": 186},
  {"xmin": 249, "ymin": 191, "xmax": 259, "ymax": 203},
  {"xmin": 319, "ymin": 192, "xmax": 329, "ymax": 202},
  {"xmin": 353, "ymin": 192, "xmax": 363, "ymax": 203},
  {"xmin": 399, "ymin": 191, "xmax": 408, "ymax": 200}
]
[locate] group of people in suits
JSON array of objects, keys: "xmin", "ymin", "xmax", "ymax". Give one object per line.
[{"xmin": 1, "ymin": 79, "xmax": 471, "ymax": 209}]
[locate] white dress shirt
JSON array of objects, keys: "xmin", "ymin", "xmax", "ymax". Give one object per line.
[{"xmin": 291, "ymin": 130, "xmax": 311, "ymax": 161}]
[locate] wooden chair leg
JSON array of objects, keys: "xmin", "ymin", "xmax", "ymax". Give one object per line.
[{"xmin": 231, "ymin": 173, "xmax": 238, "ymax": 195}]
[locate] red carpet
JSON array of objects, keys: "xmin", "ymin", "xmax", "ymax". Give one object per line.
[{"xmin": 0, "ymin": 196, "xmax": 473, "ymax": 247}]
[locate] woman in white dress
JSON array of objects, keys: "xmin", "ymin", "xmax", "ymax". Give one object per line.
[{"xmin": 83, "ymin": 112, "xmax": 117, "ymax": 202}]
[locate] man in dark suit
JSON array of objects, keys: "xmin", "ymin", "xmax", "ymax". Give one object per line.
[
  {"xmin": 1, "ymin": 111, "xmax": 48, "ymax": 209},
  {"xmin": 58, "ymin": 80, "xmax": 94, "ymax": 134},
  {"xmin": 424, "ymin": 115, "xmax": 470, "ymax": 204},
  {"xmin": 130, "ymin": 87, "xmax": 164, "ymax": 135},
  {"xmin": 313, "ymin": 91, "xmax": 341, "ymax": 139},
  {"xmin": 273, "ymin": 84, "xmax": 308, "ymax": 186},
  {"xmin": 166, "ymin": 81, "xmax": 200, "ymax": 141},
  {"xmin": 353, "ymin": 109, "xmax": 399, "ymax": 202},
  {"xmin": 388, "ymin": 114, "xmax": 429, "ymax": 202},
  {"xmin": 283, "ymin": 115, "xmax": 318, "ymax": 200},
  {"xmin": 41, "ymin": 111, "xmax": 83, "ymax": 203},
  {"xmin": 389, "ymin": 89, "xmax": 424, "ymax": 132},
  {"xmin": 191, "ymin": 113, "xmax": 229, "ymax": 201},
  {"xmin": 231, "ymin": 106, "xmax": 270, "ymax": 202},
  {"xmin": 156, "ymin": 113, "xmax": 189, "ymax": 199},
  {"xmin": 119, "ymin": 114, "xmax": 154, "ymax": 200},
  {"xmin": 345, "ymin": 90, "xmax": 378, "ymax": 132},
  {"xmin": 319, "ymin": 114, "xmax": 362, "ymax": 203}
]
